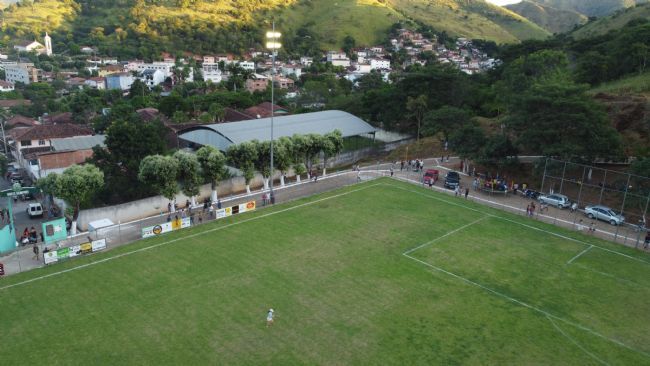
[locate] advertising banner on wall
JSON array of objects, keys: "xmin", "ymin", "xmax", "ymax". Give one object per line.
[
  {"xmin": 141, "ymin": 218, "xmax": 191, "ymax": 239},
  {"xmin": 43, "ymin": 238, "xmax": 107, "ymax": 265},
  {"xmin": 42, "ymin": 218, "xmax": 67, "ymax": 244}
]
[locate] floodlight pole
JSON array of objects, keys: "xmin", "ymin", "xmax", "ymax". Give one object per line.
[{"xmin": 267, "ymin": 22, "xmax": 281, "ymax": 204}]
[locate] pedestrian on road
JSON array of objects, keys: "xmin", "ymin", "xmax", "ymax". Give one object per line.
[
  {"xmin": 526, "ymin": 204, "xmax": 531, "ymax": 217},
  {"xmin": 589, "ymin": 222, "xmax": 596, "ymax": 234},
  {"xmin": 577, "ymin": 219, "xmax": 585, "ymax": 232},
  {"xmin": 400, "ymin": 161, "xmax": 404, "ymax": 171},
  {"xmin": 390, "ymin": 166, "xmax": 394, "ymax": 177},
  {"xmin": 454, "ymin": 186, "xmax": 460, "ymax": 197},
  {"xmin": 464, "ymin": 187, "xmax": 469, "ymax": 199},
  {"xmin": 32, "ymin": 244, "xmax": 39, "ymax": 260}
]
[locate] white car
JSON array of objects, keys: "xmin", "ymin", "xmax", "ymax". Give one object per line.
[
  {"xmin": 584, "ymin": 205, "xmax": 625, "ymax": 226},
  {"xmin": 27, "ymin": 203, "xmax": 43, "ymax": 218},
  {"xmin": 539, "ymin": 194, "xmax": 571, "ymax": 209}
]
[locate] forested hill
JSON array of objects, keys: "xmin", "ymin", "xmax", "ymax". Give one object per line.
[
  {"xmin": 571, "ymin": 2, "xmax": 650, "ymax": 39},
  {"xmin": 0, "ymin": 0, "xmax": 548, "ymax": 59},
  {"xmin": 505, "ymin": 0, "xmax": 587, "ymax": 34},
  {"xmin": 525, "ymin": 0, "xmax": 647, "ymax": 17}
]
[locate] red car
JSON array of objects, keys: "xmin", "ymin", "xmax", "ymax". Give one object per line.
[{"xmin": 423, "ymin": 169, "xmax": 439, "ymax": 185}]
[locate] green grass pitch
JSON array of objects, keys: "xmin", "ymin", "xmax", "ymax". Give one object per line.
[{"xmin": 1, "ymin": 178, "xmax": 649, "ymax": 365}]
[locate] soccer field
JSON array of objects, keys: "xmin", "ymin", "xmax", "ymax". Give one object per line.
[{"xmin": 1, "ymin": 179, "xmax": 649, "ymax": 365}]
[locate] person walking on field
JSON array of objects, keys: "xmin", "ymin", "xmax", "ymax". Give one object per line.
[
  {"xmin": 266, "ymin": 309, "xmax": 275, "ymax": 327},
  {"xmin": 464, "ymin": 187, "xmax": 469, "ymax": 199}
]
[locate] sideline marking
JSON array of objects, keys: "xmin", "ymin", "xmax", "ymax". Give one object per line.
[
  {"xmin": 384, "ymin": 182, "xmax": 650, "ymax": 266},
  {"xmin": 546, "ymin": 315, "xmax": 611, "ymax": 366},
  {"xmin": 403, "ymin": 252, "xmax": 650, "ymax": 359},
  {"xmin": 567, "ymin": 245, "xmax": 594, "ymax": 265},
  {"xmin": 0, "ymin": 184, "xmax": 380, "ymax": 291},
  {"xmin": 403, "ymin": 217, "xmax": 488, "ymax": 255}
]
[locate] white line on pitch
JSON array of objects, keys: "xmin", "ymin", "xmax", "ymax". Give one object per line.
[
  {"xmin": 567, "ymin": 245, "xmax": 594, "ymax": 265},
  {"xmin": 403, "ymin": 216, "xmax": 488, "ymax": 255},
  {"xmin": 403, "ymin": 253, "xmax": 650, "ymax": 359},
  {"xmin": 0, "ymin": 184, "xmax": 380, "ymax": 292},
  {"xmin": 546, "ymin": 315, "xmax": 611, "ymax": 366},
  {"xmin": 384, "ymin": 182, "xmax": 650, "ymax": 266}
]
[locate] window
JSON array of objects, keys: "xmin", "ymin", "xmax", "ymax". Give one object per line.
[
  {"xmin": 20, "ymin": 140, "xmax": 32, "ymax": 147},
  {"xmin": 38, "ymin": 140, "xmax": 46, "ymax": 146}
]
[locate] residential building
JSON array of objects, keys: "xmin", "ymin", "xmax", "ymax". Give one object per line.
[
  {"xmin": 300, "ymin": 57, "xmax": 313, "ymax": 66},
  {"xmin": 139, "ymin": 69, "xmax": 166, "ymax": 88},
  {"xmin": 202, "ymin": 63, "xmax": 224, "ymax": 84},
  {"xmin": 273, "ymin": 75, "xmax": 295, "ymax": 90},
  {"xmin": 98, "ymin": 64, "xmax": 125, "ymax": 77},
  {"xmin": 31, "ymin": 135, "xmax": 106, "ymax": 179},
  {"xmin": 370, "ymin": 58, "xmax": 391, "ymax": 70},
  {"xmin": 85, "ymin": 77, "xmax": 106, "ymax": 90},
  {"xmin": 238, "ymin": 61, "xmax": 255, "ymax": 71},
  {"xmin": 10, "ymin": 123, "xmax": 94, "ymax": 170},
  {"xmin": 244, "ymin": 102, "xmax": 290, "ymax": 119},
  {"xmin": 327, "ymin": 51, "xmax": 351, "ymax": 67},
  {"xmin": 6, "ymin": 115, "xmax": 38, "ymax": 130},
  {"xmin": 281, "ymin": 65, "xmax": 302, "ymax": 78},
  {"xmin": 245, "ymin": 74, "xmax": 269, "ymax": 93},
  {"xmin": 0, "ymin": 80, "xmax": 14, "ymax": 92},
  {"xmin": 4, "ymin": 65, "xmax": 38, "ymax": 85},
  {"xmin": 106, "ymin": 73, "xmax": 135, "ymax": 91}
]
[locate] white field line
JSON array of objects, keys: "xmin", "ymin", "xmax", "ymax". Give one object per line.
[
  {"xmin": 385, "ymin": 181, "xmax": 650, "ymax": 266},
  {"xmin": 403, "ymin": 217, "xmax": 488, "ymax": 255},
  {"xmin": 546, "ymin": 315, "xmax": 611, "ymax": 366},
  {"xmin": 573, "ymin": 263, "xmax": 650, "ymax": 291},
  {"xmin": 0, "ymin": 184, "xmax": 380, "ymax": 292},
  {"xmin": 567, "ymin": 245, "xmax": 594, "ymax": 265},
  {"xmin": 403, "ymin": 252, "xmax": 650, "ymax": 359}
]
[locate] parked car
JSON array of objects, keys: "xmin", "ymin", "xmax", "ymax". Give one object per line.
[
  {"xmin": 584, "ymin": 205, "xmax": 625, "ymax": 226},
  {"xmin": 423, "ymin": 169, "xmax": 439, "ymax": 185},
  {"xmin": 26, "ymin": 203, "xmax": 44, "ymax": 218},
  {"xmin": 539, "ymin": 194, "xmax": 571, "ymax": 209},
  {"xmin": 523, "ymin": 189, "xmax": 542, "ymax": 200},
  {"xmin": 10, "ymin": 173, "xmax": 24, "ymax": 185},
  {"xmin": 444, "ymin": 171, "xmax": 460, "ymax": 189}
]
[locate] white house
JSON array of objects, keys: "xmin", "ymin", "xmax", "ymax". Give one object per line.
[
  {"xmin": 106, "ymin": 72, "xmax": 135, "ymax": 91},
  {"xmin": 139, "ymin": 69, "xmax": 166, "ymax": 88},
  {"xmin": 370, "ymin": 58, "xmax": 391, "ymax": 70},
  {"xmin": 202, "ymin": 63, "xmax": 223, "ymax": 84},
  {"xmin": 135, "ymin": 62, "xmax": 175, "ymax": 78},
  {"xmin": 4, "ymin": 65, "xmax": 37, "ymax": 85},
  {"xmin": 84, "ymin": 77, "xmax": 106, "ymax": 90},
  {"xmin": 327, "ymin": 51, "xmax": 351, "ymax": 67},
  {"xmin": 281, "ymin": 65, "xmax": 302, "ymax": 78},
  {"xmin": 355, "ymin": 63, "xmax": 372, "ymax": 74},
  {"xmin": 0, "ymin": 80, "xmax": 14, "ymax": 92},
  {"xmin": 238, "ymin": 61, "xmax": 255, "ymax": 71},
  {"xmin": 300, "ymin": 57, "xmax": 313, "ymax": 66}
]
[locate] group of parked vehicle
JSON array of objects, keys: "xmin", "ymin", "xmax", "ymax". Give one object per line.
[{"xmin": 535, "ymin": 193, "xmax": 628, "ymax": 226}]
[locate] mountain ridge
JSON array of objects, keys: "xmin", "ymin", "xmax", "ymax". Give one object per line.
[{"xmin": 505, "ymin": 1, "xmax": 588, "ymax": 33}]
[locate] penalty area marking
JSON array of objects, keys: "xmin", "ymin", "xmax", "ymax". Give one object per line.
[
  {"xmin": 0, "ymin": 183, "xmax": 381, "ymax": 292},
  {"xmin": 546, "ymin": 315, "xmax": 611, "ymax": 366},
  {"xmin": 403, "ymin": 216, "xmax": 489, "ymax": 255},
  {"xmin": 383, "ymin": 182, "xmax": 650, "ymax": 267},
  {"xmin": 567, "ymin": 245, "xmax": 594, "ymax": 265},
  {"xmin": 402, "ymin": 252, "xmax": 650, "ymax": 360}
]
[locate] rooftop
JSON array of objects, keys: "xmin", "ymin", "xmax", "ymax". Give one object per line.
[
  {"xmin": 51, "ymin": 135, "xmax": 106, "ymax": 152},
  {"xmin": 14, "ymin": 123, "xmax": 93, "ymax": 141},
  {"xmin": 180, "ymin": 110, "xmax": 376, "ymax": 151}
]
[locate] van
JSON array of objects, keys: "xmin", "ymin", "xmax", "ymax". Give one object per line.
[{"xmin": 27, "ymin": 203, "xmax": 43, "ymax": 218}]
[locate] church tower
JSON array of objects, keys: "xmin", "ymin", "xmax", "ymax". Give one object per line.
[{"xmin": 44, "ymin": 32, "xmax": 52, "ymax": 56}]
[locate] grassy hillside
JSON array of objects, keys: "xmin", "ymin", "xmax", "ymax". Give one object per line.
[
  {"xmin": 506, "ymin": 0, "xmax": 587, "ymax": 34},
  {"xmin": 589, "ymin": 71, "xmax": 650, "ymax": 95},
  {"xmin": 530, "ymin": 0, "xmax": 645, "ymax": 17},
  {"xmin": 0, "ymin": 0, "xmax": 549, "ymax": 58},
  {"xmin": 572, "ymin": 3, "xmax": 650, "ymax": 39}
]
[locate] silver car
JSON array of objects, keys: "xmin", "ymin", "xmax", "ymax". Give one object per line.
[
  {"xmin": 584, "ymin": 205, "xmax": 625, "ymax": 226},
  {"xmin": 539, "ymin": 194, "xmax": 571, "ymax": 209}
]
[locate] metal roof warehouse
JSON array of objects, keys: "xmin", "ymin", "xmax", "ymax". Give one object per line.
[{"xmin": 179, "ymin": 110, "xmax": 377, "ymax": 151}]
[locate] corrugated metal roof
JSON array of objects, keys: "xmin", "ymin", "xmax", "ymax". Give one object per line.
[
  {"xmin": 51, "ymin": 135, "xmax": 106, "ymax": 151},
  {"xmin": 179, "ymin": 110, "xmax": 376, "ymax": 151}
]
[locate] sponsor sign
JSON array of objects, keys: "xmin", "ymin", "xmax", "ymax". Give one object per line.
[
  {"xmin": 91, "ymin": 239, "xmax": 107, "ymax": 252},
  {"xmin": 68, "ymin": 245, "xmax": 81, "ymax": 258},
  {"xmin": 43, "ymin": 251, "xmax": 58, "ymax": 265},
  {"xmin": 56, "ymin": 247, "xmax": 70, "ymax": 260},
  {"xmin": 0, "ymin": 263, "xmax": 4, "ymax": 276},
  {"xmin": 80, "ymin": 242, "xmax": 92, "ymax": 254},
  {"xmin": 141, "ymin": 218, "xmax": 190, "ymax": 239},
  {"xmin": 216, "ymin": 209, "xmax": 227, "ymax": 219}
]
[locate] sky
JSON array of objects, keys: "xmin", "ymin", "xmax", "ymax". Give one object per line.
[{"xmin": 485, "ymin": 0, "xmax": 523, "ymax": 5}]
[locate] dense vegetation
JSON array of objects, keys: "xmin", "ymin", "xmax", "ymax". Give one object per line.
[{"xmin": 0, "ymin": 0, "xmax": 548, "ymax": 59}]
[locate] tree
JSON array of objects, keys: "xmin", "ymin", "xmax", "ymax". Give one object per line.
[
  {"xmin": 506, "ymin": 76, "xmax": 622, "ymax": 161},
  {"xmin": 449, "ymin": 124, "xmax": 486, "ymax": 174},
  {"xmin": 196, "ymin": 145, "xmax": 229, "ymax": 202},
  {"xmin": 322, "ymin": 130, "xmax": 343, "ymax": 176},
  {"xmin": 54, "ymin": 164, "xmax": 104, "ymax": 235},
  {"xmin": 274, "ymin": 137, "xmax": 293, "ymax": 186},
  {"xmin": 36, "ymin": 173, "xmax": 58, "ymax": 207},
  {"xmin": 477, "ymin": 135, "xmax": 519, "ymax": 172},
  {"xmin": 406, "ymin": 95, "xmax": 428, "ymax": 141},
  {"xmin": 173, "ymin": 150, "xmax": 202, "ymax": 207},
  {"xmin": 422, "ymin": 106, "xmax": 471, "ymax": 142},
  {"xmin": 252, "ymin": 140, "xmax": 273, "ymax": 190},
  {"xmin": 138, "ymin": 155, "xmax": 180, "ymax": 209},
  {"xmin": 227, "ymin": 141, "xmax": 258, "ymax": 194},
  {"xmin": 290, "ymin": 134, "xmax": 307, "ymax": 183}
]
